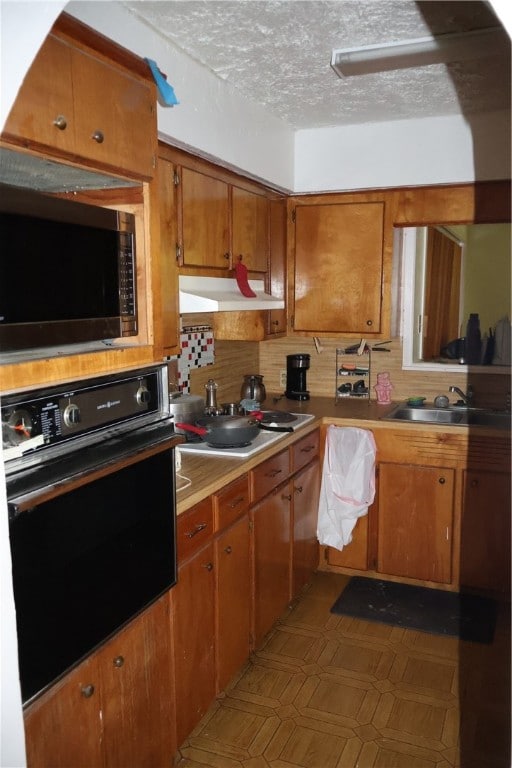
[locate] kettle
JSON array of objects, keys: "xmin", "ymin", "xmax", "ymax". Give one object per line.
[{"xmin": 240, "ymin": 374, "xmax": 266, "ymax": 405}]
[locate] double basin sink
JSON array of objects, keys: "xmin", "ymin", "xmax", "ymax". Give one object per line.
[{"xmin": 382, "ymin": 405, "xmax": 511, "ymax": 430}]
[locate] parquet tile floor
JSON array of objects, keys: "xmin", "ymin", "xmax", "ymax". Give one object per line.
[{"xmin": 176, "ymin": 572, "xmax": 510, "ymax": 768}]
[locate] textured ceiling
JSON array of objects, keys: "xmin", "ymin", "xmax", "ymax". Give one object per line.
[{"xmin": 120, "ymin": 0, "xmax": 510, "ymax": 129}]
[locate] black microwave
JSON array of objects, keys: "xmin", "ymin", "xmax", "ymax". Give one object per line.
[{"xmin": 0, "ymin": 184, "xmax": 137, "ymax": 353}]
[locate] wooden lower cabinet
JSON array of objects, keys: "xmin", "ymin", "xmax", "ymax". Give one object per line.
[
  {"xmin": 377, "ymin": 462, "xmax": 454, "ymax": 584},
  {"xmin": 24, "ymin": 593, "xmax": 175, "ymax": 768},
  {"xmin": 292, "ymin": 459, "xmax": 320, "ymax": 596},
  {"xmin": 215, "ymin": 514, "xmax": 251, "ymax": 692},
  {"xmin": 327, "ymin": 514, "xmax": 369, "ymax": 571},
  {"xmin": 460, "ymin": 470, "xmax": 511, "ymax": 594},
  {"xmin": 172, "ymin": 540, "xmax": 215, "ymax": 747},
  {"xmin": 251, "ymin": 483, "xmax": 293, "ymax": 647}
]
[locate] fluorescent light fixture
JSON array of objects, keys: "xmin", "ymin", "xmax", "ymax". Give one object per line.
[{"xmin": 331, "ymin": 27, "xmax": 509, "ymax": 77}]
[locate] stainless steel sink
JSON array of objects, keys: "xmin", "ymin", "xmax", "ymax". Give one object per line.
[{"xmin": 382, "ymin": 405, "xmax": 511, "ymax": 429}]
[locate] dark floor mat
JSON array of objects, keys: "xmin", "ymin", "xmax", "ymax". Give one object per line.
[{"xmin": 330, "ymin": 577, "xmax": 496, "ymax": 643}]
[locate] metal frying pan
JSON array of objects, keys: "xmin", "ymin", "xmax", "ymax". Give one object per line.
[
  {"xmin": 175, "ymin": 414, "xmax": 261, "ymax": 447},
  {"xmin": 175, "ymin": 413, "xmax": 293, "ymax": 448}
]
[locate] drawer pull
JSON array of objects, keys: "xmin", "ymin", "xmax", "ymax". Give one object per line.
[
  {"xmin": 266, "ymin": 468, "xmax": 283, "ymax": 478},
  {"xmin": 300, "ymin": 445, "xmax": 315, "ymax": 454},
  {"xmin": 113, "ymin": 655, "xmax": 124, "ymax": 668},
  {"xmin": 185, "ymin": 522, "xmax": 208, "ymax": 539},
  {"xmin": 229, "ymin": 496, "xmax": 245, "ymax": 508},
  {"xmin": 81, "ymin": 684, "xmax": 95, "ymax": 698},
  {"xmin": 53, "ymin": 114, "xmax": 67, "ymax": 130},
  {"xmin": 91, "ymin": 129, "xmax": 105, "ymax": 144},
  {"xmin": 224, "ymin": 545, "xmax": 232, "ymax": 554},
  {"xmin": 438, "ymin": 477, "xmax": 446, "ymax": 485},
  {"xmin": 203, "ymin": 562, "xmax": 214, "ymax": 572}
]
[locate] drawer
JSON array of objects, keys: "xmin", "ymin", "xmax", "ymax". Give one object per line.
[
  {"xmin": 250, "ymin": 449, "xmax": 290, "ymax": 504},
  {"xmin": 292, "ymin": 429, "xmax": 320, "ymax": 473},
  {"xmin": 214, "ymin": 474, "xmax": 250, "ymax": 531},
  {"xmin": 177, "ymin": 497, "xmax": 214, "ymax": 563}
]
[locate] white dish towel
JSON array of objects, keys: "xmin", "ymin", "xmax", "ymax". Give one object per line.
[{"xmin": 317, "ymin": 425, "xmax": 376, "ymax": 551}]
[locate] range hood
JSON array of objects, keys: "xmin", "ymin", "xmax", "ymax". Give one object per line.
[{"xmin": 179, "ymin": 276, "xmax": 285, "ymax": 313}]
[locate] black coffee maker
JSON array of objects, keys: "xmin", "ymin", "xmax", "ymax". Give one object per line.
[{"xmin": 285, "ymin": 354, "xmax": 310, "ymax": 400}]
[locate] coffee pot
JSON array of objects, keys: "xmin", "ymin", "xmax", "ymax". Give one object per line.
[{"xmin": 240, "ymin": 374, "xmax": 266, "ymax": 405}]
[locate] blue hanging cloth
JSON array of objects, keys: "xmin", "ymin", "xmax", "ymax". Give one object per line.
[{"xmin": 144, "ymin": 58, "xmax": 179, "ymax": 106}]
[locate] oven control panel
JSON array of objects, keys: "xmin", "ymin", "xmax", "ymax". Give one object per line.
[{"xmin": 2, "ymin": 365, "xmax": 168, "ymax": 462}]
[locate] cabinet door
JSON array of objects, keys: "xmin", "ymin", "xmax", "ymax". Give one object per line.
[
  {"xmin": 3, "ymin": 34, "xmax": 156, "ymax": 180},
  {"xmin": 172, "ymin": 542, "xmax": 216, "ymax": 746},
  {"xmin": 101, "ymin": 594, "xmax": 175, "ymax": 768},
  {"xmin": 292, "ymin": 460, "xmax": 320, "ymax": 597},
  {"xmin": 252, "ymin": 484, "xmax": 292, "ymax": 647},
  {"xmin": 215, "ymin": 515, "xmax": 251, "ymax": 692},
  {"xmin": 266, "ymin": 198, "xmax": 287, "ymax": 337},
  {"xmin": 327, "ymin": 514, "xmax": 369, "ymax": 571},
  {"xmin": 158, "ymin": 154, "xmax": 180, "ymax": 355},
  {"xmin": 461, "ymin": 470, "xmax": 511, "ymax": 594},
  {"xmin": 377, "ymin": 463, "xmax": 454, "ymax": 584},
  {"xmin": 293, "ymin": 202, "xmax": 384, "ymax": 333},
  {"xmin": 24, "ymin": 655, "xmax": 102, "ymax": 768},
  {"xmin": 71, "ymin": 47, "xmax": 156, "ymax": 179},
  {"xmin": 232, "ymin": 186, "xmax": 269, "ymax": 272},
  {"xmin": 3, "ymin": 34, "xmax": 76, "ymax": 154},
  {"xmin": 179, "ymin": 167, "xmax": 230, "ymax": 269}
]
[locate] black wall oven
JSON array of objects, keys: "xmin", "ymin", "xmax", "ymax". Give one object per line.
[{"xmin": 3, "ymin": 365, "xmax": 181, "ymax": 705}]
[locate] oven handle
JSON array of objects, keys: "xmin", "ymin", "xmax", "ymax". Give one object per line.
[{"xmin": 8, "ymin": 436, "xmax": 183, "ymax": 518}]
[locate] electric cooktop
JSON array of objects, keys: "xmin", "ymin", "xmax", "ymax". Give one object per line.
[{"xmin": 178, "ymin": 413, "xmax": 315, "ymax": 458}]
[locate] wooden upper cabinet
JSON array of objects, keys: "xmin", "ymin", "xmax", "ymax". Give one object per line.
[
  {"xmin": 267, "ymin": 197, "xmax": 287, "ymax": 336},
  {"xmin": 2, "ymin": 21, "xmax": 157, "ymax": 180},
  {"xmin": 232, "ymin": 185, "xmax": 269, "ymax": 272},
  {"xmin": 3, "ymin": 35, "xmax": 76, "ymax": 155},
  {"xmin": 158, "ymin": 153, "xmax": 180, "ymax": 356},
  {"xmin": 293, "ymin": 201, "xmax": 385, "ymax": 334},
  {"xmin": 70, "ymin": 47, "xmax": 156, "ymax": 178},
  {"xmin": 179, "ymin": 166, "xmax": 230, "ymax": 270}
]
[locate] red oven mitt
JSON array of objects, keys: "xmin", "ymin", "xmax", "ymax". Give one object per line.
[{"xmin": 234, "ymin": 259, "xmax": 256, "ymax": 297}]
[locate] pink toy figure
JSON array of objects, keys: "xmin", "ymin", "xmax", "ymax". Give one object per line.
[{"xmin": 374, "ymin": 372, "xmax": 393, "ymax": 404}]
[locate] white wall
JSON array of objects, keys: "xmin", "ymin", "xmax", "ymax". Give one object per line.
[
  {"xmin": 294, "ymin": 110, "xmax": 511, "ymax": 193},
  {"xmin": 65, "ymin": 1, "xmax": 296, "ymax": 191},
  {"xmin": 2, "ymin": 1, "xmax": 510, "ymax": 195}
]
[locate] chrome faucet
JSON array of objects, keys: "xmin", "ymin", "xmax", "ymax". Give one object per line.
[{"xmin": 449, "ymin": 385, "xmax": 474, "ymax": 406}]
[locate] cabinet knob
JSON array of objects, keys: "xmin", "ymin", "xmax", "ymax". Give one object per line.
[
  {"xmin": 438, "ymin": 477, "xmax": 446, "ymax": 484},
  {"xmin": 53, "ymin": 115, "xmax": 67, "ymax": 130},
  {"xmin": 294, "ymin": 485, "xmax": 303, "ymax": 494},
  {"xmin": 91, "ymin": 130, "xmax": 105, "ymax": 144},
  {"xmin": 224, "ymin": 545, "xmax": 232, "ymax": 554},
  {"xmin": 282, "ymin": 493, "xmax": 292, "ymax": 501},
  {"xmin": 113, "ymin": 655, "xmax": 124, "ymax": 668},
  {"xmin": 366, "ymin": 320, "xmax": 373, "ymax": 327},
  {"xmin": 471, "ymin": 479, "xmax": 479, "ymax": 488},
  {"xmin": 81, "ymin": 684, "xmax": 95, "ymax": 698},
  {"xmin": 185, "ymin": 522, "xmax": 207, "ymax": 539},
  {"xmin": 223, "ymin": 253, "xmax": 230, "ymax": 260},
  {"xmin": 272, "ymin": 320, "xmax": 279, "ymax": 327},
  {"xmin": 203, "ymin": 562, "xmax": 214, "ymax": 572}
]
